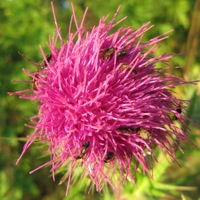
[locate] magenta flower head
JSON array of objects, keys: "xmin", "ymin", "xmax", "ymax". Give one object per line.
[{"xmin": 11, "ymin": 2, "xmax": 195, "ymax": 196}]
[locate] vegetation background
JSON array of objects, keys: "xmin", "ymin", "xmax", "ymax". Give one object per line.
[{"xmin": 0, "ymin": 0, "xmax": 199, "ymax": 199}]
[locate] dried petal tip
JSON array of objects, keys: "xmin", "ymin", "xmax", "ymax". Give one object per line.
[{"xmin": 13, "ymin": 3, "xmax": 195, "ymax": 196}]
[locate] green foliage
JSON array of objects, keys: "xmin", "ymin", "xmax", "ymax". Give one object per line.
[{"xmin": 1, "ymin": 0, "xmax": 199, "ymax": 199}]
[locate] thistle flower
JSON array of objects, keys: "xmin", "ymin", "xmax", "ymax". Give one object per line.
[{"xmin": 11, "ymin": 2, "xmax": 194, "ymax": 196}]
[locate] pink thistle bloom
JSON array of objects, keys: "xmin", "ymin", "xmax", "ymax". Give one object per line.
[{"xmin": 11, "ymin": 2, "xmax": 195, "ymax": 196}]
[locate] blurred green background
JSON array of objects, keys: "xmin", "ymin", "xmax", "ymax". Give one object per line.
[{"xmin": 0, "ymin": 0, "xmax": 200, "ymax": 199}]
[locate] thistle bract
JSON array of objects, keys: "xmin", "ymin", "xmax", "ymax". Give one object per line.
[{"xmin": 13, "ymin": 3, "xmax": 193, "ymax": 196}]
